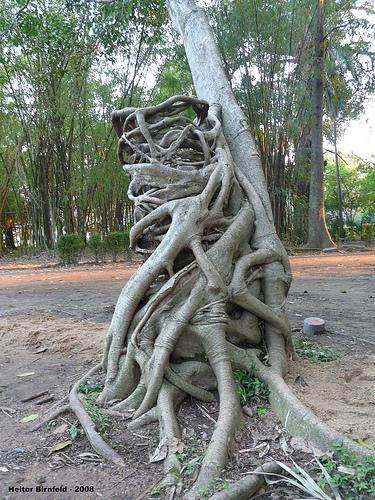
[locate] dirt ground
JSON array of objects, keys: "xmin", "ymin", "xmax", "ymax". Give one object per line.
[{"xmin": 0, "ymin": 252, "xmax": 374, "ymax": 499}]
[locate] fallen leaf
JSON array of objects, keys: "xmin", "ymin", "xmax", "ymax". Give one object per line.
[
  {"xmin": 312, "ymin": 446, "xmax": 325, "ymax": 458},
  {"xmin": 149, "ymin": 437, "xmax": 168, "ymax": 463},
  {"xmin": 242, "ymin": 405, "xmax": 253, "ymax": 417},
  {"xmin": 52, "ymin": 424, "xmax": 68, "ymax": 435},
  {"xmin": 169, "ymin": 437, "xmax": 185, "ymax": 454},
  {"xmin": 20, "ymin": 413, "xmax": 39, "ymax": 423},
  {"xmin": 279, "ymin": 435, "xmax": 293, "ymax": 455},
  {"xmin": 50, "ymin": 440, "xmax": 72, "ymax": 453},
  {"xmin": 337, "ymin": 465, "xmax": 355, "ymax": 475},
  {"xmin": 33, "ymin": 348, "xmax": 47, "ymax": 354},
  {"xmin": 78, "ymin": 452, "xmax": 100, "ymax": 459},
  {"xmin": 258, "ymin": 442, "xmax": 270, "ymax": 458},
  {"xmin": 0, "ymin": 466, "xmax": 9, "ymax": 473},
  {"xmin": 17, "ymin": 372, "xmax": 35, "ymax": 378}
]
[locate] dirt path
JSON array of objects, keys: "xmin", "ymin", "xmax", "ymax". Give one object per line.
[{"xmin": 0, "ymin": 252, "xmax": 374, "ymax": 499}]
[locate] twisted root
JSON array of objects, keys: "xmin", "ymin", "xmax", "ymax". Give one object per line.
[{"xmin": 33, "ymin": 96, "xmax": 373, "ymax": 499}]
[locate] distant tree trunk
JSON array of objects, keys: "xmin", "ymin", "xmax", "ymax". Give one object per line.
[
  {"xmin": 306, "ymin": 0, "xmax": 335, "ymax": 249},
  {"xmin": 5, "ymin": 215, "xmax": 16, "ymax": 250},
  {"xmin": 332, "ymin": 113, "xmax": 345, "ymax": 240}
]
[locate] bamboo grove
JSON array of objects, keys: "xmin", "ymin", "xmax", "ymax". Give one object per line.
[{"xmin": 0, "ymin": 0, "xmax": 374, "ymax": 251}]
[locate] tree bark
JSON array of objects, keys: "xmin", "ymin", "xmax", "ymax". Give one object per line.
[
  {"xmin": 306, "ymin": 0, "xmax": 335, "ymax": 249},
  {"xmin": 166, "ymin": 0, "xmax": 287, "ymax": 260},
  {"xmin": 333, "ymin": 114, "xmax": 345, "ymax": 239}
]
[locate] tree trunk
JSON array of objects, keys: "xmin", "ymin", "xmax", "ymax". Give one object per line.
[
  {"xmin": 166, "ymin": 1, "xmax": 276, "ymax": 243},
  {"xmin": 306, "ymin": 0, "xmax": 335, "ymax": 249},
  {"xmin": 333, "ymin": 114, "xmax": 345, "ymax": 239}
]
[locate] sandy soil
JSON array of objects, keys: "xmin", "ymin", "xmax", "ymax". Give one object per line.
[{"xmin": 0, "ymin": 252, "xmax": 374, "ymax": 499}]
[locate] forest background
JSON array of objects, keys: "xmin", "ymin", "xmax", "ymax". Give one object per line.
[{"xmin": 0, "ymin": 0, "xmax": 374, "ymax": 252}]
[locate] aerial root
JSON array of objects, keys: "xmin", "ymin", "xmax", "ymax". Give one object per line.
[
  {"xmin": 128, "ymin": 407, "xmax": 159, "ymax": 430},
  {"xmin": 188, "ymin": 324, "xmax": 241, "ymax": 497},
  {"xmin": 209, "ymin": 462, "xmax": 281, "ymax": 500},
  {"xmin": 68, "ymin": 364, "xmax": 125, "ymax": 467},
  {"xmin": 85, "ymin": 96, "xmax": 374, "ymax": 498}
]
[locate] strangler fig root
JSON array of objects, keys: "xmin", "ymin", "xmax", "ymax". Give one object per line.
[{"xmin": 42, "ymin": 96, "xmax": 373, "ymax": 499}]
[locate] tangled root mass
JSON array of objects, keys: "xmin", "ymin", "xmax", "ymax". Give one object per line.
[
  {"xmin": 98, "ymin": 95, "xmax": 292, "ymax": 492},
  {"xmin": 37, "ymin": 96, "xmax": 371, "ymax": 498}
]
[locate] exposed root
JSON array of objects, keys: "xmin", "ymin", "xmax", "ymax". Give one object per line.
[
  {"xmin": 228, "ymin": 343, "xmax": 375, "ymax": 461},
  {"xmin": 69, "ymin": 364, "xmax": 125, "ymax": 467},
  {"xmin": 30, "ymin": 403, "xmax": 70, "ymax": 432},
  {"xmin": 209, "ymin": 462, "xmax": 281, "ymax": 500}
]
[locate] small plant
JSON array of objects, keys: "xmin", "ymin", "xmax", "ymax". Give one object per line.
[
  {"xmin": 78, "ymin": 383, "xmax": 103, "ymax": 394},
  {"xmin": 319, "ymin": 442, "xmax": 375, "ymax": 499},
  {"xmin": 293, "ymin": 339, "xmax": 343, "ymax": 363},
  {"xmin": 83, "ymin": 398, "xmax": 110, "ymax": 436},
  {"xmin": 233, "ymin": 369, "xmax": 269, "ymax": 407},
  {"xmin": 69, "ymin": 422, "xmax": 80, "ymax": 440},
  {"xmin": 104, "ymin": 231, "xmax": 130, "ymax": 262},
  {"xmin": 79, "ymin": 385, "xmax": 109, "ymax": 436},
  {"xmin": 177, "ymin": 447, "xmax": 205, "ymax": 476},
  {"xmin": 257, "ymin": 404, "xmax": 268, "ymax": 416},
  {"xmin": 57, "ymin": 234, "xmax": 85, "ymax": 264},
  {"xmin": 47, "ymin": 419, "xmax": 57, "ymax": 429},
  {"xmin": 265, "ymin": 457, "xmax": 342, "ymax": 500},
  {"xmin": 87, "ymin": 233, "xmax": 105, "ymax": 262}
]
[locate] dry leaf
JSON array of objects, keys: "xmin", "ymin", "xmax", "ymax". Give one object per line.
[
  {"xmin": 0, "ymin": 466, "xmax": 9, "ymax": 473},
  {"xmin": 169, "ymin": 437, "xmax": 185, "ymax": 454},
  {"xmin": 78, "ymin": 452, "xmax": 100, "ymax": 459},
  {"xmin": 52, "ymin": 424, "xmax": 68, "ymax": 435},
  {"xmin": 337, "ymin": 465, "xmax": 355, "ymax": 475},
  {"xmin": 50, "ymin": 440, "xmax": 72, "ymax": 453},
  {"xmin": 17, "ymin": 372, "xmax": 35, "ymax": 378},
  {"xmin": 290, "ymin": 436, "xmax": 312, "ymax": 454},
  {"xmin": 149, "ymin": 437, "xmax": 168, "ymax": 463},
  {"xmin": 258, "ymin": 442, "xmax": 270, "ymax": 458},
  {"xmin": 279, "ymin": 435, "xmax": 292, "ymax": 455},
  {"xmin": 33, "ymin": 348, "xmax": 47, "ymax": 354},
  {"xmin": 20, "ymin": 413, "xmax": 39, "ymax": 423}
]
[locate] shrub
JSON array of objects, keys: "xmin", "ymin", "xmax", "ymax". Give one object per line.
[
  {"xmin": 362, "ymin": 223, "xmax": 375, "ymax": 243},
  {"xmin": 104, "ymin": 231, "xmax": 130, "ymax": 261},
  {"xmin": 87, "ymin": 234, "xmax": 105, "ymax": 262},
  {"xmin": 56, "ymin": 234, "xmax": 85, "ymax": 264}
]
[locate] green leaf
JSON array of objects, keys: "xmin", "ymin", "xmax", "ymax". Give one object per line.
[{"xmin": 20, "ymin": 413, "xmax": 39, "ymax": 423}]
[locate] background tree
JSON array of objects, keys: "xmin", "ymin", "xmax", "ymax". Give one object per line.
[{"xmin": 0, "ymin": 0, "xmax": 165, "ymax": 248}]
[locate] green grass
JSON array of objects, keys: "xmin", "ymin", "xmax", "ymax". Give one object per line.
[
  {"xmin": 177, "ymin": 447, "xmax": 205, "ymax": 476},
  {"xmin": 293, "ymin": 339, "xmax": 343, "ymax": 363}
]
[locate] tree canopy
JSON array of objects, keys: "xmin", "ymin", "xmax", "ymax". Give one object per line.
[{"xmin": 0, "ymin": 0, "xmax": 374, "ymax": 250}]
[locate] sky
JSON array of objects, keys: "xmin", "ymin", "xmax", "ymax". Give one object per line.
[{"xmin": 337, "ymin": 97, "xmax": 375, "ymax": 160}]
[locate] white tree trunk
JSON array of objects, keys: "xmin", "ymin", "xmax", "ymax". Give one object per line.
[{"xmin": 166, "ymin": 0, "xmax": 287, "ymax": 258}]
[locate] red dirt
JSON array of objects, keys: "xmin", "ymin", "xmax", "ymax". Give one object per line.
[{"xmin": 0, "ymin": 252, "xmax": 374, "ymax": 499}]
